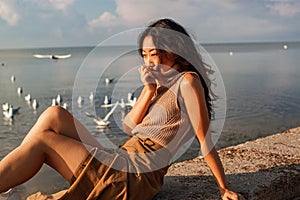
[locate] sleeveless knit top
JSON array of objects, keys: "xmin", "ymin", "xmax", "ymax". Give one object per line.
[{"xmin": 132, "ymin": 71, "xmax": 198, "ymax": 155}]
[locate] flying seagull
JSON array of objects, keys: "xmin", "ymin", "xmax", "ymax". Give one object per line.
[
  {"xmin": 85, "ymin": 101, "xmax": 119, "ymax": 127},
  {"xmin": 33, "ymin": 54, "xmax": 71, "ymax": 60}
]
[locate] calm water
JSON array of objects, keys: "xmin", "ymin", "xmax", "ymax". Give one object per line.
[{"xmin": 1, "ymin": 42, "xmax": 300, "ymax": 197}]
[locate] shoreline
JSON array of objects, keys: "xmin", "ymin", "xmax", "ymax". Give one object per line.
[
  {"xmin": 15, "ymin": 127, "xmax": 300, "ymax": 199},
  {"xmin": 155, "ymin": 127, "xmax": 300, "ymax": 200}
]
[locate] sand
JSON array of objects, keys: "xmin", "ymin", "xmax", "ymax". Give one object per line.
[{"xmin": 154, "ymin": 127, "xmax": 300, "ymax": 200}]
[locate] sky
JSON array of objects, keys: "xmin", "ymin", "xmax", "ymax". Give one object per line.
[{"xmin": 0, "ymin": 0, "xmax": 300, "ymax": 49}]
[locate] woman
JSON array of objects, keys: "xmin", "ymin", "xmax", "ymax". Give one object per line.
[{"xmin": 0, "ymin": 18, "xmax": 243, "ymax": 200}]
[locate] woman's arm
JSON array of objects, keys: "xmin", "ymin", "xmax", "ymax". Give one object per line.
[
  {"xmin": 180, "ymin": 73, "xmax": 241, "ymax": 200},
  {"xmin": 122, "ymin": 66, "xmax": 157, "ymax": 135}
]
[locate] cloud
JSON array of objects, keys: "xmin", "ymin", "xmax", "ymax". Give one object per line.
[
  {"xmin": 88, "ymin": 0, "xmax": 240, "ymax": 29},
  {"xmin": 88, "ymin": 11, "xmax": 119, "ymax": 28},
  {"xmin": 28, "ymin": 0, "xmax": 75, "ymax": 12},
  {"xmin": 0, "ymin": 0, "xmax": 19, "ymax": 26},
  {"xmin": 267, "ymin": 1, "xmax": 300, "ymax": 18},
  {"xmin": 49, "ymin": 0, "xmax": 75, "ymax": 11},
  {"xmin": 2, "ymin": 0, "xmax": 300, "ymax": 49}
]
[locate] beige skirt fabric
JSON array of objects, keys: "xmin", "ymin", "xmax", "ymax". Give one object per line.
[{"xmin": 27, "ymin": 136, "xmax": 169, "ymax": 200}]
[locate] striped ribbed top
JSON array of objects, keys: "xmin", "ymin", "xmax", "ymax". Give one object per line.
[{"xmin": 132, "ymin": 71, "xmax": 197, "ymax": 152}]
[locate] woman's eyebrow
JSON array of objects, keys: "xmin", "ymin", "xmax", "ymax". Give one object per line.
[{"xmin": 142, "ymin": 48, "xmax": 157, "ymax": 53}]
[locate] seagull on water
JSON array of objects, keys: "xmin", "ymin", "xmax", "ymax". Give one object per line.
[
  {"xmin": 2, "ymin": 104, "xmax": 20, "ymax": 119},
  {"xmin": 62, "ymin": 102, "xmax": 68, "ymax": 109},
  {"xmin": 126, "ymin": 97, "xmax": 137, "ymax": 108},
  {"xmin": 89, "ymin": 92, "xmax": 94, "ymax": 102},
  {"xmin": 11, "ymin": 75, "xmax": 16, "ymax": 83},
  {"xmin": 32, "ymin": 99, "xmax": 39, "ymax": 110},
  {"xmin": 2, "ymin": 102, "xmax": 10, "ymax": 111},
  {"xmin": 125, "ymin": 92, "xmax": 137, "ymax": 107},
  {"xmin": 101, "ymin": 95, "xmax": 117, "ymax": 108},
  {"xmin": 25, "ymin": 94, "xmax": 31, "ymax": 102},
  {"xmin": 105, "ymin": 78, "xmax": 114, "ymax": 85},
  {"xmin": 77, "ymin": 96, "xmax": 84, "ymax": 106},
  {"xmin": 51, "ymin": 98, "xmax": 58, "ymax": 106},
  {"xmin": 86, "ymin": 101, "xmax": 119, "ymax": 127},
  {"xmin": 56, "ymin": 94, "xmax": 62, "ymax": 105},
  {"xmin": 119, "ymin": 98, "xmax": 126, "ymax": 109},
  {"xmin": 17, "ymin": 87, "xmax": 23, "ymax": 96}
]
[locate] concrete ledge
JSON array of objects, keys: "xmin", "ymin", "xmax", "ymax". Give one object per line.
[{"xmin": 154, "ymin": 127, "xmax": 300, "ymax": 200}]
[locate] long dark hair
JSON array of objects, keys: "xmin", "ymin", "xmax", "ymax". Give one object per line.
[{"xmin": 138, "ymin": 18, "xmax": 215, "ymax": 119}]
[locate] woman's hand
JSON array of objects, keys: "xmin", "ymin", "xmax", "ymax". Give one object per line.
[
  {"xmin": 138, "ymin": 66, "xmax": 156, "ymax": 88},
  {"xmin": 221, "ymin": 189, "xmax": 245, "ymax": 200}
]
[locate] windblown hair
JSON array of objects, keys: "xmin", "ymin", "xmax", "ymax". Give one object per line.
[{"xmin": 138, "ymin": 18, "xmax": 215, "ymax": 119}]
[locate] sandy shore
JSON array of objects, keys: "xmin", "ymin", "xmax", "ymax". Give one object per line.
[
  {"xmin": 154, "ymin": 127, "xmax": 300, "ymax": 200},
  {"xmin": 15, "ymin": 127, "xmax": 300, "ymax": 199}
]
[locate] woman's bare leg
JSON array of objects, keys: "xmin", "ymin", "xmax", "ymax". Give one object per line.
[
  {"xmin": 0, "ymin": 106, "xmax": 100, "ymax": 193},
  {"xmin": 23, "ymin": 106, "xmax": 101, "ymax": 147}
]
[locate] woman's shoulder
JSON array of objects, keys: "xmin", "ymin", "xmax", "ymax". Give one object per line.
[
  {"xmin": 179, "ymin": 71, "xmax": 204, "ymax": 95},
  {"xmin": 180, "ymin": 71, "xmax": 201, "ymax": 85}
]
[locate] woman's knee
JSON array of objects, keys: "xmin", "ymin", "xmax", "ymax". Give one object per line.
[
  {"xmin": 36, "ymin": 106, "xmax": 70, "ymax": 131},
  {"xmin": 22, "ymin": 106, "xmax": 71, "ymax": 145}
]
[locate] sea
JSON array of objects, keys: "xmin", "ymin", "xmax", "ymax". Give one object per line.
[{"xmin": 1, "ymin": 41, "xmax": 300, "ymax": 198}]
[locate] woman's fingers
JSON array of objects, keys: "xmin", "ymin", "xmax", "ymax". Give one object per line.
[
  {"xmin": 222, "ymin": 190, "xmax": 245, "ymax": 200},
  {"xmin": 139, "ymin": 66, "xmax": 156, "ymax": 85}
]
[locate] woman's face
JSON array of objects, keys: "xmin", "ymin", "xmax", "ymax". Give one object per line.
[{"xmin": 142, "ymin": 35, "xmax": 174, "ymax": 72}]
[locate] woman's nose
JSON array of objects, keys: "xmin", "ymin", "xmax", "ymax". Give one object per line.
[{"xmin": 144, "ymin": 56, "xmax": 154, "ymax": 67}]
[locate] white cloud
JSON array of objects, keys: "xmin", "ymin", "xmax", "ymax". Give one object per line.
[
  {"xmin": 88, "ymin": 11, "xmax": 118, "ymax": 28},
  {"xmin": 49, "ymin": 0, "xmax": 75, "ymax": 11},
  {"xmin": 0, "ymin": 0, "xmax": 19, "ymax": 26},
  {"xmin": 1, "ymin": 0, "xmax": 299, "ymax": 48},
  {"xmin": 114, "ymin": 0, "xmax": 199, "ymax": 26},
  {"xmin": 28, "ymin": 0, "xmax": 75, "ymax": 12},
  {"xmin": 88, "ymin": 0, "xmax": 240, "ymax": 29},
  {"xmin": 267, "ymin": 1, "xmax": 300, "ymax": 18}
]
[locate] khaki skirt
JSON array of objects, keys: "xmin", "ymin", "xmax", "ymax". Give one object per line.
[{"xmin": 27, "ymin": 136, "xmax": 170, "ymax": 200}]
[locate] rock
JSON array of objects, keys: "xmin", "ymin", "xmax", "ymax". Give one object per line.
[{"xmin": 154, "ymin": 127, "xmax": 300, "ymax": 200}]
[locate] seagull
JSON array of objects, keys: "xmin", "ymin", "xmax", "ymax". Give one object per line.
[
  {"xmin": 56, "ymin": 94, "xmax": 62, "ymax": 105},
  {"xmin": 51, "ymin": 98, "xmax": 58, "ymax": 106},
  {"xmin": 104, "ymin": 95, "xmax": 110, "ymax": 105},
  {"xmin": 3, "ymin": 107, "xmax": 13, "ymax": 119},
  {"xmin": 126, "ymin": 92, "xmax": 137, "ymax": 107},
  {"xmin": 2, "ymin": 104, "xmax": 20, "ymax": 119},
  {"xmin": 25, "ymin": 94, "xmax": 31, "ymax": 102},
  {"xmin": 119, "ymin": 98, "xmax": 126, "ymax": 109},
  {"xmin": 101, "ymin": 96, "xmax": 116, "ymax": 108},
  {"xmin": 2, "ymin": 102, "xmax": 10, "ymax": 111},
  {"xmin": 89, "ymin": 92, "xmax": 94, "ymax": 102},
  {"xmin": 77, "ymin": 96, "xmax": 84, "ymax": 106},
  {"xmin": 126, "ymin": 97, "xmax": 137, "ymax": 108},
  {"xmin": 105, "ymin": 78, "xmax": 114, "ymax": 85},
  {"xmin": 11, "ymin": 75, "xmax": 16, "ymax": 83},
  {"xmin": 17, "ymin": 87, "xmax": 23, "ymax": 96},
  {"xmin": 32, "ymin": 99, "xmax": 39, "ymax": 110},
  {"xmin": 33, "ymin": 54, "xmax": 71, "ymax": 60},
  {"xmin": 127, "ymin": 92, "xmax": 134, "ymax": 103},
  {"xmin": 86, "ymin": 101, "xmax": 119, "ymax": 127},
  {"xmin": 62, "ymin": 102, "xmax": 68, "ymax": 109}
]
